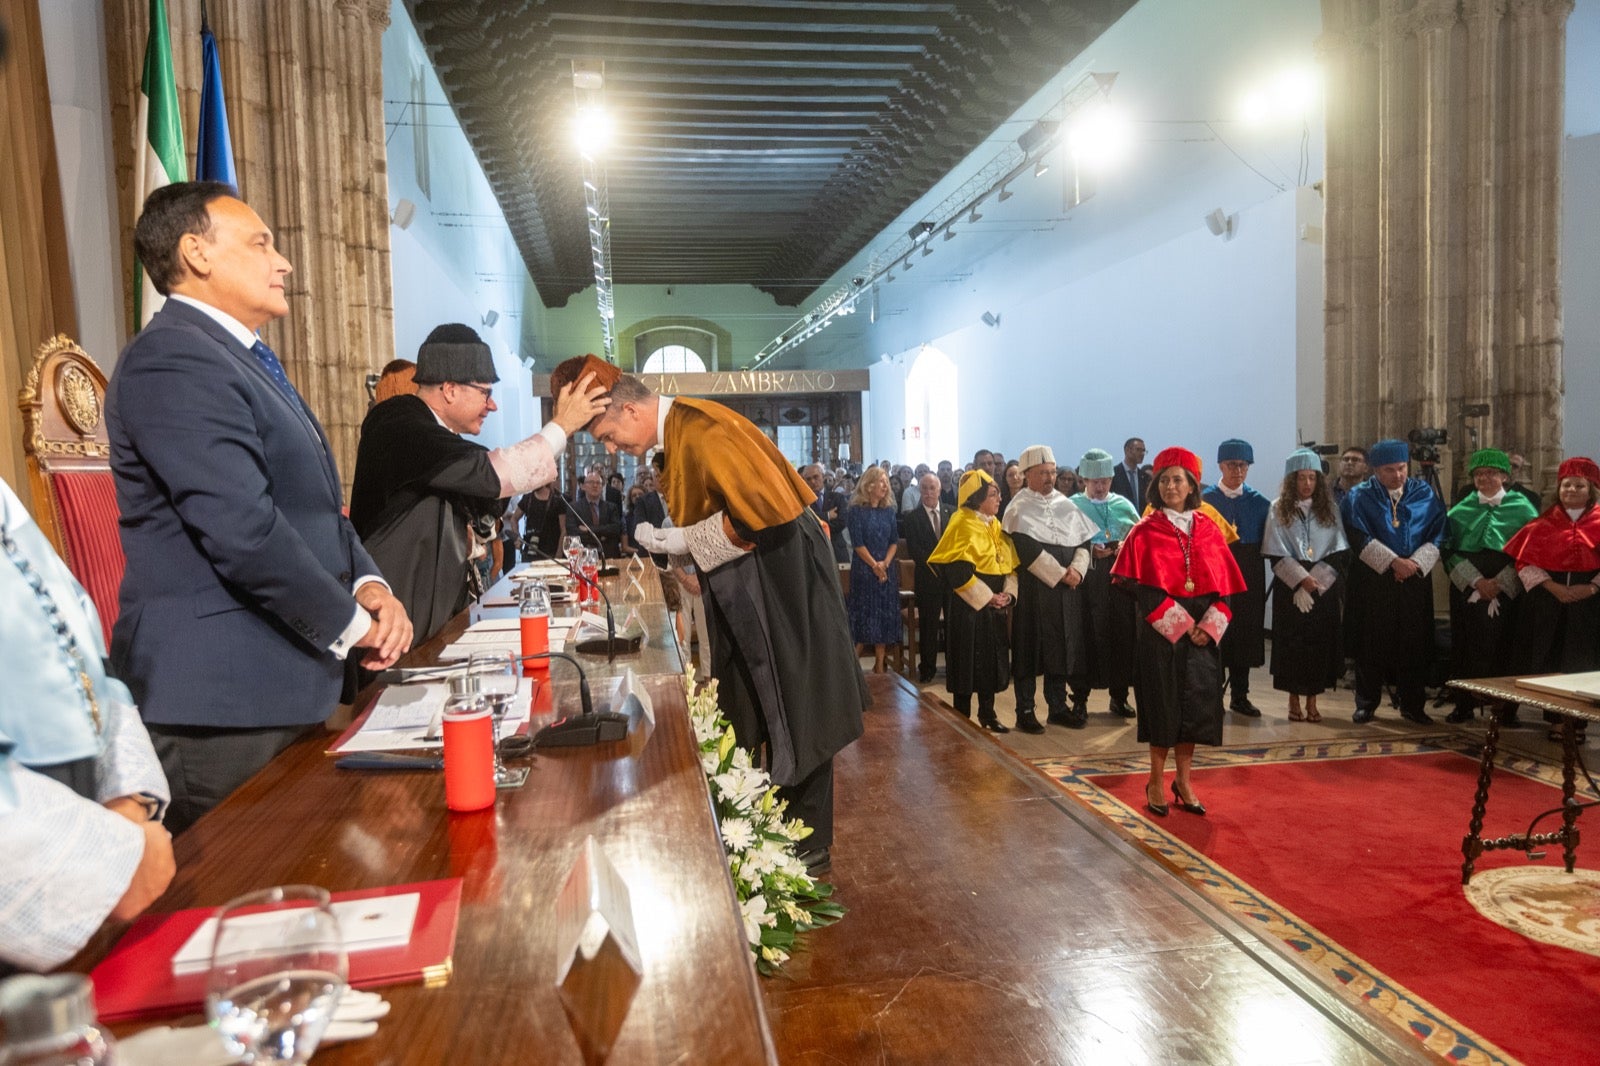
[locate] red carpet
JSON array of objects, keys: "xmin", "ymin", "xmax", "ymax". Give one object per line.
[{"xmin": 1078, "ymin": 746, "xmax": 1600, "ymax": 1066}]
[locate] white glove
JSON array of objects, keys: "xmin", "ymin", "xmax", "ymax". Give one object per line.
[
  {"xmin": 1293, "ymin": 587, "xmax": 1315, "ymax": 614},
  {"xmin": 1486, "ymin": 597, "xmax": 1501, "ymax": 618},
  {"xmin": 633, "ymin": 522, "xmax": 688, "ymax": 555}
]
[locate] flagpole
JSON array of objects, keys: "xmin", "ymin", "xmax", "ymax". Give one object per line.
[{"xmin": 132, "ymin": 0, "xmax": 186, "ymax": 330}]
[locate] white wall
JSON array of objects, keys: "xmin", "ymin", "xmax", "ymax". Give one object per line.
[
  {"xmin": 39, "ymin": 0, "xmax": 124, "ymax": 367},
  {"xmin": 867, "ymin": 188, "xmax": 1304, "ymax": 473},
  {"xmin": 1563, "ymin": 132, "xmax": 1600, "ymax": 459},
  {"xmin": 381, "ymin": 0, "xmax": 536, "ymax": 446}
]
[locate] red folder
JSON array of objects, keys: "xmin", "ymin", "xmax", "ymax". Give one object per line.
[{"xmin": 90, "ymin": 878, "xmax": 462, "ymax": 1023}]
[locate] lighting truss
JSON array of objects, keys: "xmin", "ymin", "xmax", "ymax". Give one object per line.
[{"xmin": 574, "ymin": 61, "xmax": 616, "ymax": 362}]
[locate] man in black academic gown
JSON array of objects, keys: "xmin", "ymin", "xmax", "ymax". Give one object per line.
[{"xmin": 349, "ymin": 325, "xmax": 607, "ymax": 642}]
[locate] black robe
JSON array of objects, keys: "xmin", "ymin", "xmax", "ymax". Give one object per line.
[
  {"xmin": 1268, "ymin": 550, "xmax": 1350, "ymax": 696},
  {"xmin": 1220, "ymin": 541, "xmax": 1266, "ymax": 672},
  {"xmin": 1128, "ymin": 586, "xmax": 1227, "ymax": 747},
  {"xmin": 349, "ymin": 395, "xmax": 503, "ymax": 643},
  {"xmin": 935, "ymin": 565, "xmax": 1010, "ymax": 697},
  {"xmin": 1510, "ymin": 568, "xmax": 1600, "ymax": 675},
  {"xmin": 1076, "ymin": 553, "xmax": 1136, "ymax": 696},
  {"xmin": 1447, "ymin": 547, "xmax": 1519, "ymax": 683},
  {"xmin": 1009, "ymin": 532, "xmax": 1088, "ymax": 680}
]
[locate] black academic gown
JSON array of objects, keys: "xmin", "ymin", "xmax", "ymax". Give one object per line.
[
  {"xmin": 1512, "ymin": 568, "xmax": 1600, "ymax": 674},
  {"xmin": 349, "ymin": 395, "xmax": 503, "ymax": 643},
  {"xmin": 1009, "ymin": 533, "xmax": 1089, "ymax": 680},
  {"xmin": 936, "ymin": 566, "xmax": 1010, "ymax": 697},
  {"xmin": 1076, "ymin": 553, "xmax": 1136, "ymax": 697},
  {"xmin": 1268, "ymin": 550, "xmax": 1350, "ymax": 696}
]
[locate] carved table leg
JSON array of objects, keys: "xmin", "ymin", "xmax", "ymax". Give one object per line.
[
  {"xmin": 1461, "ymin": 711, "xmax": 1502, "ymax": 885},
  {"xmin": 1561, "ymin": 716, "xmax": 1580, "ymax": 874}
]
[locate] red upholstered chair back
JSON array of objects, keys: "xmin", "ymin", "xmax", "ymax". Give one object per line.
[{"xmin": 18, "ymin": 335, "xmax": 125, "ymax": 643}]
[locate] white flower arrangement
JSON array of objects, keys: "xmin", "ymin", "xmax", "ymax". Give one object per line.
[{"xmin": 686, "ymin": 675, "xmax": 844, "ymax": 975}]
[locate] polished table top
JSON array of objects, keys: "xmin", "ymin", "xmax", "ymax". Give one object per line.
[
  {"xmin": 76, "ymin": 562, "xmax": 773, "ymax": 1064},
  {"xmin": 1447, "ymin": 674, "xmax": 1600, "ymax": 723}
]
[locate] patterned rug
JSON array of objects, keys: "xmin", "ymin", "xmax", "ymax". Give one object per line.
[{"xmin": 1032, "ymin": 733, "xmax": 1600, "ymax": 1066}]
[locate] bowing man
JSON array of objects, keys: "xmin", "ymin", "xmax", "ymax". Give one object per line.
[{"xmin": 551, "ymin": 356, "xmax": 867, "ymax": 874}]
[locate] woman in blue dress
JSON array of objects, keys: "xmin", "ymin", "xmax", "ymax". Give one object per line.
[{"xmin": 847, "ymin": 465, "xmax": 902, "ymax": 672}]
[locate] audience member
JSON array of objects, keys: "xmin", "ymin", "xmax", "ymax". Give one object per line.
[
  {"xmin": 1, "ymin": 480, "xmax": 174, "ymax": 973},
  {"xmin": 1443, "ymin": 449, "xmax": 1538, "ymax": 724},
  {"xmin": 1202, "ymin": 439, "xmax": 1270, "ymax": 717},
  {"xmin": 928, "ymin": 470, "xmax": 1018, "ymax": 732},
  {"xmin": 900, "ymin": 463, "xmax": 931, "ymax": 512},
  {"xmin": 1069, "ymin": 449, "xmax": 1141, "ymax": 719},
  {"xmin": 1260, "ymin": 450, "xmax": 1349, "ymax": 723},
  {"xmin": 571, "ymin": 471, "xmax": 625, "ymax": 557},
  {"xmin": 517, "ymin": 483, "xmax": 567, "ymax": 561},
  {"xmin": 1341, "ymin": 439, "xmax": 1446, "ymax": 725},
  {"xmin": 1112, "ymin": 448, "xmax": 1245, "ymax": 818},
  {"xmin": 1333, "ymin": 446, "xmax": 1368, "ymax": 503},
  {"xmin": 372, "ymin": 358, "xmax": 418, "ymax": 404},
  {"xmin": 107, "ymin": 181, "xmax": 411, "ymax": 834},
  {"xmin": 802, "ymin": 463, "xmax": 851, "ymax": 563},
  {"xmin": 1111, "ymin": 437, "xmax": 1150, "ymax": 505},
  {"xmin": 1054, "ymin": 467, "xmax": 1081, "ymax": 498},
  {"xmin": 846, "ymin": 466, "xmax": 902, "ymax": 674},
  {"xmin": 998, "ymin": 459, "xmax": 1024, "ymax": 517},
  {"xmin": 901, "ymin": 472, "xmax": 953, "ymax": 684},
  {"xmin": 1002, "ymin": 446, "xmax": 1097, "ymax": 732},
  {"xmin": 1507, "ymin": 451, "xmax": 1542, "ymax": 511}
]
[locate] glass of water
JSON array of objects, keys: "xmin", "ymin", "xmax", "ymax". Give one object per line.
[
  {"xmin": 206, "ymin": 885, "xmax": 346, "ymax": 1064},
  {"xmin": 471, "ymin": 651, "xmax": 526, "ymax": 787}
]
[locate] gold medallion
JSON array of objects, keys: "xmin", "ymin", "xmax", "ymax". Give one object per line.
[
  {"xmin": 1184, "ymin": 579, "xmax": 1195, "ymax": 593},
  {"xmin": 1392, "ymin": 518, "xmax": 1401, "ymax": 528}
]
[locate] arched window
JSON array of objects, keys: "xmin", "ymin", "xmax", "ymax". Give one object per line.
[
  {"xmin": 904, "ymin": 345, "xmax": 958, "ymax": 468},
  {"xmin": 640, "ymin": 344, "xmax": 707, "ymax": 374}
]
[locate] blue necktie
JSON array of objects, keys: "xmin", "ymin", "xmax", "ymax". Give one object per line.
[{"xmin": 251, "ymin": 339, "xmax": 299, "ymax": 404}]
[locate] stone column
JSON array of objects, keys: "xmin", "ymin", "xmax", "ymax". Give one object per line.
[
  {"xmin": 1459, "ymin": 0, "xmax": 1503, "ymax": 457},
  {"xmin": 1413, "ymin": 0, "xmax": 1459, "ymax": 435},
  {"xmin": 1374, "ymin": 0, "xmax": 1419, "ymax": 436}
]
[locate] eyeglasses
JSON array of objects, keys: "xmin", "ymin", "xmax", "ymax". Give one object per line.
[
  {"xmin": 1340, "ymin": 457, "xmax": 1363, "ymax": 463},
  {"xmin": 457, "ymin": 382, "xmax": 494, "ymax": 402}
]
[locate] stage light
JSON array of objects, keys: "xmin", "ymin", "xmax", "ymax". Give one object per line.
[
  {"xmin": 908, "ymin": 221, "xmax": 935, "ymax": 242},
  {"xmin": 574, "ymin": 106, "xmax": 613, "ymax": 158},
  {"xmin": 1068, "ymin": 102, "xmax": 1132, "ymax": 171},
  {"xmin": 1239, "ymin": 65, "xmax": 1319, "ymax": 125},
  {"xmin": 1034, "ymin": 160, "xmax": 1050, "ymax": 177}
]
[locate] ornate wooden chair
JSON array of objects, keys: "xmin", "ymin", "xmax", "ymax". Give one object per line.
[{"xmin": 19, "ymin": 334, "xmax": 124, "ymax": 644}]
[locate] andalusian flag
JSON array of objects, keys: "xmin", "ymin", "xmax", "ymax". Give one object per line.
[{"xmin": 133, "ymin": 0, "xmax": 186, "ymax": 329}]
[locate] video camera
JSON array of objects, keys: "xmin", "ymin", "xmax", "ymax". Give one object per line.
[{"xmin": 1407, "ymin": 428, "xmax": 1448, "ymax": 465}]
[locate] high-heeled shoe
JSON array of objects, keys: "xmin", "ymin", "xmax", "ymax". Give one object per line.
[
  {"xmin": 1144, "ymin": 783, "xmax": 1169, "ymax": 817},
  {"xmin": 1170, "ymin": 781, "xmax": 1206, "ymax": 816}
]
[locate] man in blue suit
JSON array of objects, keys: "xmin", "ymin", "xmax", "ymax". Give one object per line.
[{"xmin": 107, "ymin": 182, "xmax": 412, "ymax": 833}]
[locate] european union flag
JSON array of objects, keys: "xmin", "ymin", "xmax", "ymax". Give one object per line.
[{"xmin": 196, "ymin": 15, "xmax": 236, "ymax": 188}]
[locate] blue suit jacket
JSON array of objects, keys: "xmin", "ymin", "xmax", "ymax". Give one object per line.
[{"xmin": 106, "ymin": 299, "xmax": 381, "ymax": 728}]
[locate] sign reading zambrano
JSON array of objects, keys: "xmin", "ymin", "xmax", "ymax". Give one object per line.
[{"xmin": 533, "ymin": 369, "xmax": 869, "ymax": 397}]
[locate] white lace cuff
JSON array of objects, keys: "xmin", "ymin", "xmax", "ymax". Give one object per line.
[
  {"xmin": 1360, "ymin": 539, "xmax": 1397, "ymax": 573},
  {"xmin": 1520, "ymin": 564, "xmax": 1551, "ymax": 592},
  {"xmin": 1003, "ymin": 573, "xmax": 1018, "ymax": 599},
  {"xmin": 1069, "ymin": 548, "xmax": 1090, "ymax": 578},
  {"xmin": 955, "ymin": 579, "xmax": 995, "ymax": 612},
  {"xmin": 1147, "ymin": 598, "xmax": 1194, "ymax": 644},
  {"xmin": 487, "ymin": 424, "xmax": 561, "ymax": 497},
  {"xmin": 684, "ymin": 511, "xmax": 748, "ymax": 573},
  {"xmin": 1411, "ymin": 542, "xmax": 1441, "ymax": 576},
  {"xmin": 1494, "ymin": 564, "xmax": 1521, "ymax": 600},
  {"xmin": 1272, "ymin": 557, "xmax": 1310, "ymax": 587},
  {"xmin": 1449, "ymin": 557, "xmax": 1484, "ymax": 592},
  {"xmin": 1027, "ymin": 550, "xmax": 1067, "ymax": 587},
  {"xmin": 1197, "ymin": 602, "xmax": 1231, "ymax": 644},
  {"xmin": 1309, "ymin": 562, "xmax": 1338, "ymax": 593}
]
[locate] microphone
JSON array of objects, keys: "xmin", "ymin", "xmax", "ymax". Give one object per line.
[
  {"xmin": 519, "ymin": 543, "xmax": 641, "ymax": 663},
  {"xmin": 557, "ymin": 490, "xmax": 620, "ymax": 577}
]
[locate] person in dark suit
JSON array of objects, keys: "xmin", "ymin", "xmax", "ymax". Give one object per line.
[
  {"xmin": 106, "ymin": 182, "xmax": 413, "ymax": 834},
  {"xmin": 1111, "ymin": 437, "xmax": 1151, "ymax": 506},
  {"xmin": 572, "ymin": 471, "xmax": 624, "ymax": 557},
  {"xmin": 802, "ymin": 463, "xmax": 851, "ymax": 563},
  {"xmin": 901, "ymin": 472, "xmax": 954, "ymax": 683}
]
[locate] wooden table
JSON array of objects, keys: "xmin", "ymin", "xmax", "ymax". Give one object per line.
[
  {"xmin": 1447, "ymin": 675, "xmax": 1600, "ymax": 884},
  {"xmin": 75, "ymin": 565, "xmax": 774, "ymax": 1064}
]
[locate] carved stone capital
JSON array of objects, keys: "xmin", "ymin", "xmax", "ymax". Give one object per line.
[
  {"xmin": 1462, "ymin": 0, "xmax": 1509, "ymax": 23},
  {"xmin": 1413, "ymin": 0, "xmax": 1461, "ymax": 33}
]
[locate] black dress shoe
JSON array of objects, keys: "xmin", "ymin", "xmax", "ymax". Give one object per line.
[
  {"xmin": 1046, "ymin": 709, "xmax": 1071, "ymax": 726},
  {"xmin": 1401, "ymin": 709, "xmax": 1434, "ymax": 725},
  {"xmin": 1144, "ymin": 785, "xmax": 1169, "ymax": 818},
  {"xmin": 1231, "ymin": 699, "xmax": 1262, "ymax": 718},
  {"xmin": 1170, "ymin": 781, "xmax": 1206, "ymax": 816},
  {"xmin": 1445, "ymin": 705, "xmax": 1475, "ymax": 724},
  {"xmin": 1353, "ymin": 708, "xmax": 1376, "ymax": 724},
  {"xmin": 1015, "ymin": 710, "xmax": 1046, "ymax": 735},
  {"xmin": 796, "ymin": 847, "xmax": 831, "ymax": 874},
  {"xmin": 1108, "ymin": 698, "xmax": 1137, "ymax": 718},
  {"xmin": 978, "ymin": 716, "xmax": 1010, "ymax": 734}
]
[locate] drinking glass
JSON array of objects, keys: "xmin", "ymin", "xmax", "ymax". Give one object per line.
[
  {"xmin": 564, "ymin": 534, "xmax": 585, "ymax": 580},
  {"xmin": 471, "ymin": 651, "xmax": 528, "ymax": 788},
  {"xmin": 581, "ymin": 547, "xmax": 601, "ymax": 606},
  {"xmin": 205, "ymin": 886, "xmax": 346, "ymax": 1064}
]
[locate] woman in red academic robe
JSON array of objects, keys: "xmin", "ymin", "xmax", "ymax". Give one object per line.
[
  {"xmin": 1504, "ymin": 457, "xmax": 1600, "ymax": 743},
  {"xmin": 1111, "ymin": 447, "xmax": 1246, "ymax": 817}
]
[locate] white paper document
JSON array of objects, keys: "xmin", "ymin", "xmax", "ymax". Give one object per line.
[
  {"xmin": 171, "ymin": 893, "xmax": 420, "ymax": 975},
  {"xmin": 336, "ymin": 676, "xmax": 534, "ymax": 752}
]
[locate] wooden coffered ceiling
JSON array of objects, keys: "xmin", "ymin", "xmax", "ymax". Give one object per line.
[{"xmin": 404, "ymin": 0, "xmax": 1135, "ymax": 308}]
